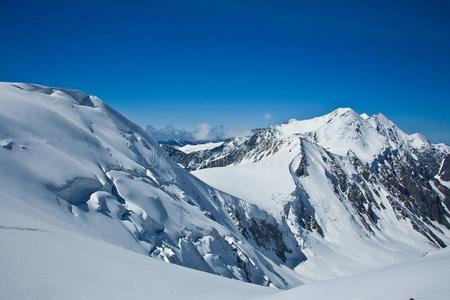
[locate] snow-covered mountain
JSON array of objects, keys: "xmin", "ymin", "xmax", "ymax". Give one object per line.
[
  {"xmin": 0, "ymin": 82, "xmax": 303, "ymax": 289},
  {"xmin": 168, "ymin": 107, "xmax": 450, "ymax": 281},
  {"xmin": 1, "ymin": 82, "xmax": 449, "ymax": 297}
]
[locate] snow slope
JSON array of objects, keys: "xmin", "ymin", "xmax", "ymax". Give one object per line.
[
  {"xmin": 276, "ymin": 248, "xmax": 450, "ymax": 300},
  {"xmin": 192, "ymin": 139, "xmax": 298, "ymax": 212},
  {"xmin": 0, "ymin": 206, "xmax": 274, "ymax": 300},
  {"xmin": 2, "ymin": 205, "xmax": 449, "ymax": 300}
]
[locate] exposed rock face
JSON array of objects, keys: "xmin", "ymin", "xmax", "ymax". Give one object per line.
[
  {"xmin": 165, "ymin": 128, "xmax": 285, "ymax": 171},
  {"xmin": 372, "ymin": 146, "xmax": 450, "ymax": 247},
  {"xmin": 439, "ymin": 154, "xmax": 450, "ymax": 181}
]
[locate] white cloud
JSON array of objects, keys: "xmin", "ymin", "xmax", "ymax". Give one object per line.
[
  {"xmin": 193, "ymin": 122, "xmax": 211, "ymax": 141},
  {"xmin": 262, "ymin": 112, "xmax": 272, "ymax": 120},
  {"xmin": 147, "ymin": 123, "xmax": 228, "ymax": 143},
  {"xmin": 193, "ymin": 123, "xmax": 225, "ymax": 141},
  {"xmin": 146, "ymin": 125, "xmax": 194, "ymax": 143},
  {"xmin": 225, "ymin": 123, "xmax": 253, "ymax": 138}
]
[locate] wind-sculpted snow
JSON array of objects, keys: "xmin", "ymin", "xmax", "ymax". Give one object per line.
[{"xmin": 0, "ymin": 82, "xmax": 302, "ymax": 288}]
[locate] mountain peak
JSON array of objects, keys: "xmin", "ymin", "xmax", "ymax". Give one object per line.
[
  {"xmin": 1, "ymin": 82, "xmax": 98, "ymax": 108},
  {"xmin": 273, "ymin": 107, "xmax": 432, "ymax": 161},
  {"xmin": 360, "ymin": 113, "xmax": 370, "ymax": 120},
  {"xmin": 330, "ymin": 107, "xmax": 355, "ymax": 114}
]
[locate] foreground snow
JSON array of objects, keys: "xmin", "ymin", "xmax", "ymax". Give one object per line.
[
  {"xmin": 278, "ymin": 249, "xmax": 450, "ymax": 300},
  {"xmin": 0, "ymin": 206, "xmax": 273, "ymax": 300},
  {"xmin": 1, "ymin": 205, "xmax": 449, "ymax": 300}
]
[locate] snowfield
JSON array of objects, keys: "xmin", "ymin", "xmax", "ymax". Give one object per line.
[
  {"xmin": 177, "ymin": 141, "xmax": 224, "ymax": 153},
  {"xmin": 277, "ymin": 248, "xmax": 450, "ymax": 300},
  {"xmin": 1, "ymin": 82, "xmax": 449, "ymax": 299},
  {"xmin": 0, "ymin": 206, "xmax": 274, "ymax": 300},
  {"xmin": 1, "ymin": 205, "xmax": 449, "ymax": 300}
]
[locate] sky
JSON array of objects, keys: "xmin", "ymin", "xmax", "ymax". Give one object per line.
[{"xmin": 1, "ymin": 0, "xmax": 449, "ymax": 143}]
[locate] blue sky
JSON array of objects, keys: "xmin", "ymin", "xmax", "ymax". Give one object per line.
[{"xmin": 1, "ymin": 0, "xmax": 449, "ymax": 143}]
